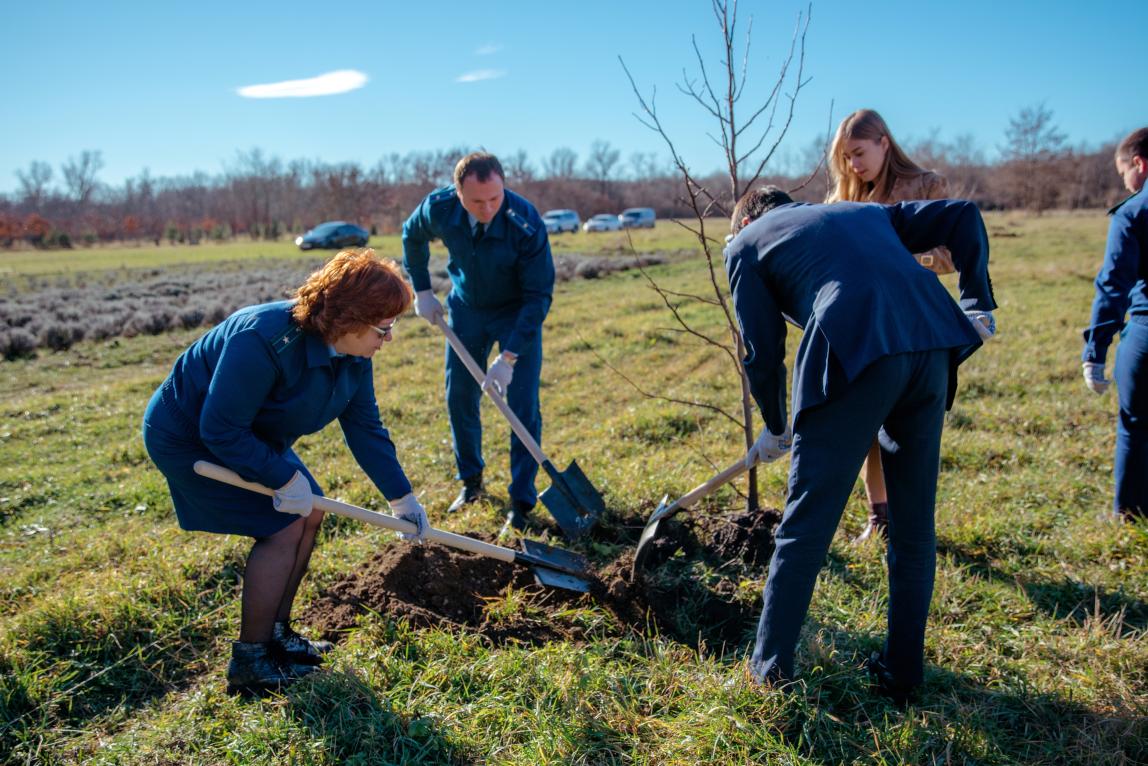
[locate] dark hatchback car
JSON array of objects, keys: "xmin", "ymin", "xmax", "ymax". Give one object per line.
[{"xmin": 295, "ymin": 221, "xmax": 370, "ymax": 250}]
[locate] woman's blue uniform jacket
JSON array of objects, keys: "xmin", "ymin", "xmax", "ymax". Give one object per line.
[
  {"xmin": 1082, "ymin": 186, "xmax": 1148, "ymax": 363},
  {"xmin": 145, "ymin": 301, "xmax": 411, "ymax": 534},
  {"xmin": 725, "ymin": 199, "xmax": 997, "ymax": 435},
  {"xmin": 401, "ymin": 185, "xmax": 554, "ymax": 355}
]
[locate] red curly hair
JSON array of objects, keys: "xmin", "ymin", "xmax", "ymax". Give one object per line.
[{"xmin": 292, "ymin": 248, "xmax": 413, "ymax": 343}]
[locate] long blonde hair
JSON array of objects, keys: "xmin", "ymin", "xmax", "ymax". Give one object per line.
[{"xmin": 826, "ymin": 109, "xmax": 926, "ymax": 203}]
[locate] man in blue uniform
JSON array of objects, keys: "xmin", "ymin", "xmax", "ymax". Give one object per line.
[
  {"xmin": 403, "ymin": 152, "xmax": 555, "ymax": 531},
  {"xmin": 725, "ymin": 187, "xmax": 996, "ymax": 703},
  {"xmin": 1082, "ymin": 127, "xmax": 1148, "ymax": 522}
]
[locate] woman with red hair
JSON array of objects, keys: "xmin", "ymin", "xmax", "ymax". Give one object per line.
[{"xmin": 143, "ymin": 247, "xmax": 423, "ymax": 695}]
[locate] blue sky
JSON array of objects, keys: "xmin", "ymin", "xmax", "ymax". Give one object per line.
[{"xmin": 1, "ymin": 0, "xmax": 1144, "ymax": 194}]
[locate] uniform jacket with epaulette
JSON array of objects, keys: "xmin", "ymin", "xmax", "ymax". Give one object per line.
[
  {"xmin": 725, "ymin": 200, "xmax": 997, "ymax": 435},
  {"xmin": 159, "ymin": 300, "xmax": 412, "ymax": 498},
  {"xmin": 1083, "ymin": 185, "xmax": 1148, "ymax": 363},
  {"xmin": 402, "ymin": 185, "xmax": 555, "ymax": 354}
]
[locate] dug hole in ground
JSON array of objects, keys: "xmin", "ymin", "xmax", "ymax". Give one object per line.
[{"xmin": 304, "ymin": 505, "xmax": 782, "ymax": 651}]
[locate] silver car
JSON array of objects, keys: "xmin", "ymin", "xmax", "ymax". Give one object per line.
[{"xmin": 542, "ymin": 209, "xmax": 581, "ymax": 234}]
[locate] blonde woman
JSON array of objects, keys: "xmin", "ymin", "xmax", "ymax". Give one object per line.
[{"xmin": 827, "ymin": 108, "xmax": 955, "ymax": 542}]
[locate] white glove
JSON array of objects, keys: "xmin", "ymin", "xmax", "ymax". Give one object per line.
[
  {"xmin": 482, "ymin": 355, "xmax": 515, "ymax": 396},
  {"xmin": 1082, "ymin": 361, "xmax": 1110, "ymax": 394},
  {"xmin": 965, "ymin": 310, "xmax": 996, "ymax": 341},
  {"xmin": 272, "ymin": 470, "xmax": 312, "ymax": 517},
  {"xmin": 390, "ymin": 493, "xmax": 428, "ymax": 543},
  {"xmin": 414, "ymin": 290, "xmax": 444, "ymax": 326},
  {"xmin": 745, "ymin": 427, "xmax": 793, "ymax": 470}
]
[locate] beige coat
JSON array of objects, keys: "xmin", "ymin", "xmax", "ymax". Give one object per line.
[{"xmin": 874, "ymin": 171, "xmax": 954, "ymax": 274}]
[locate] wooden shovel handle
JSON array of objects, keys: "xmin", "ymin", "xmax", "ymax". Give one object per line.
[
  {"xmin": 192, "ymin": 461, "xmax": 516, "ymax": 564},
  {"xmin": 434, "ymin": 315, "xmax": 549, "ymax": 466},
  {"xmin": 650, "ymin": 457, "xmax": 750, "ymax": 523}
]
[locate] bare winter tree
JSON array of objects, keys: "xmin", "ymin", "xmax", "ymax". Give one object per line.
[
  {"xmin": 16, "ymin": 161, "xmax": 54, "ymax": 210},
  {"xmin": 503, "ymin": 149, "xmax": 536, "ymax": 183},
  {"xmin": 999, "ymin": 102, "xmax": 1066, "ymax": 212},
  {"xmin": 585, "ymin": 139, "xmax": 621, "ymax": 196},
  {"xmin": 619, "ymin": 0, "xmax": 813, "ymax": 512},
  {"xmin": 543, "ymin": 147, "xmax": 579, "ymax": 180},
  {"xmin": 61, "ymin": 150, "xmax": 104, "ymax": 205}
]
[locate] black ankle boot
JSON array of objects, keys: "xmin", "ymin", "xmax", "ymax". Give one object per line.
[
  {"xmin": 448, "ymin": 474, "xmax": 485, "ymax": 513},
  {"xmin": 866, "ymin": 651, "xmax": 918, "ymax": 707},
  {"xmin": 273, "ymin": 621, "xmax": 334, "ymax": 666}
]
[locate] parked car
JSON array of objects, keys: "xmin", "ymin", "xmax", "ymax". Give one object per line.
[
  {"xmin": 542, "ymin": 209, "xmax": 581, "ymax": 234},
  {"xmin": 583, "ymin": 213, "xmax": 623, "ymax": 233},
  {"xmin": 295, "ymin": 221, "xmax": 370, "ymax": 250},
  {"xmin": 619, "ymin": 207, "xmax": 656, "ymax": 229}
]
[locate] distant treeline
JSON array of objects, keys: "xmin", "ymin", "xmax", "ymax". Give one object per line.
[{"xmin": 0, "ymin": 109, "xmax": 1130, "ymax": 249}]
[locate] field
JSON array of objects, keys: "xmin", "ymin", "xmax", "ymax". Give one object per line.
[{"xmin": 0, "ymin": 214, "xmax": 1145, "ymax": 765}]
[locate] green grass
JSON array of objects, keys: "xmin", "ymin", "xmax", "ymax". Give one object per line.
[
  {"xmin": 0, "ymin": 211, "xmax": 1144, "ymax": 764},
  {"xmin": 0, "ymin": 220, "xmax": 706, "ymax": 281}
]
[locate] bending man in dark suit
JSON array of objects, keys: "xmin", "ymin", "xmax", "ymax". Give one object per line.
[{"xmin": 725, "ymin": 187, "xmax": 996, "ymax": 702}]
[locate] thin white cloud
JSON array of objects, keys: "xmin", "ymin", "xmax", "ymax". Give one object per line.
[
  {"xmin": 456, "ymin": 69, "xmax": 506, "ymax": 83},
  {"xmin": 475, "ymin": 43, "xmax": 502, "ymax": 55},
  {"xmin": 237, "ymin": 69, "xmax": 368, "ymax": 99}
]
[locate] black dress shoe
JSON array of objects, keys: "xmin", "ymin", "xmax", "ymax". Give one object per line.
[
  {"xmin": 866, "ymin": 651, "xmax": 918, "ymax": 707},
  {"xmin": 503, "ymin": 500, "xmax": 535, "ymax": 532},
  {"xmin": 448, "ymin": 474, "xmax": 485, "ymax": 513}
]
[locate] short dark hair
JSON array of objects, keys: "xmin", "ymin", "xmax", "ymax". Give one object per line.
[
  {"xmin": 453, "ymin": 152, "xmax": 505, "ymax": 188},
  {"xmin": 1116, "ymin": 128, "xmax": 1148, "ymax": 163},
  {"xmin": 731, "ymin": 186, "xmax": 794, "ymax": 234}
]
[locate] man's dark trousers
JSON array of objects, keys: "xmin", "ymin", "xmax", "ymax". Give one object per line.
[
  {"xmin": 444, "ymin": 295, "xmax": 542, "ymax": 508},
  {"xmin": 750, "ymin": 348, "xmax": 950, "ymax": 687},
  {"xmin": 1115, "ymin": 318, "xmax": 1148, "ymax": 515}
]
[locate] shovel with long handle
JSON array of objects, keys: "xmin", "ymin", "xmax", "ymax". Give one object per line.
[
  {"xmin": 193, "ymin": 461, "xmax": 592, "ymax": 592},
  {"xmin": 632, "ymin": 455, "xmax": 752, "ymax": 577},
  {"xmin": 434, "ymin": 315, "xmax": 604, "ymax": 539}
]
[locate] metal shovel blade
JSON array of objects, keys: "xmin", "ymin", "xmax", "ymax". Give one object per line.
[
  {"xmin": 632, "ymin": 495, "xmax": 673, "ymax": 576},
  {"xmin": 519, "ymin": 539, "xmax": 592, "ymax": 592},
  {"xmin": 539, "ymin": 458, "xmax": 606, "ymax": 539}
]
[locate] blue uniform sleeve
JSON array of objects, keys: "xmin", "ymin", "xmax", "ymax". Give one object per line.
[
  {"xmin": 402, "ymin": 196, "xmax": 438, "ymax": 292},
  {"xmin": 726, "ymin": 244, "xmax": 789, "ymax": 435},
  {"xmin": 199, "ymin": 330, "xmax": 298, "ymax": 489},
  {"xmin": 505, "ymin": 221, "xmax": 555, "ymax": 354},
  {"xmin": 1083, "ymin": 213, "xmax": 1141, "ymax": 363},
  {"xmin": 338, "ymin": 362, "xmax": 414, "ymax": 501},
  {"xmin": 885, "ymin": 199, "xmax": 997, "ymax": 312}
]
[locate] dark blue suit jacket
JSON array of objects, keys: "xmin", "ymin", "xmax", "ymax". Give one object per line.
[
  {"xmin": 725, "ymin": 200, "xmax": 997, "ymax": 434},
  {"xmin": 402, "ymin": 186, "xmax": 555, "ymax": 355}
]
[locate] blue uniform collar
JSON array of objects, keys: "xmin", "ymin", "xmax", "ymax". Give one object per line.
[
  {"xmin": 304, "ymin": 331, "xmax": 337, "ymax": 368},
  {"xmin": 452, "ymin": 196, "xmax": 508, "ymax": 240}
]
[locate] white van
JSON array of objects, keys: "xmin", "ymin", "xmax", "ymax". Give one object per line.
[{"xmin": 619, "ymin": 207, "xmax": 656, "ymax": 229}]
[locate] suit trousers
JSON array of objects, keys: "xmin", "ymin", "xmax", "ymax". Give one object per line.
[
  {"xmin": 750, "ymin": 348, "xmax": 949, "ymax": 687},
  {"xmin": 1114, "ymin": 318, "xmax": 1148, "ymax": 516},
  {"xmin": 444, "ymin": 298, "xmax": 542, "ymax": 507}
]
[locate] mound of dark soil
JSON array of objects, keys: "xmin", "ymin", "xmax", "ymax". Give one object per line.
[
  {"xmin": 706, "ymin": 508, "xmax": 782, "ymax": 566},
  {"xmin": 304, "ymin": 507, "xmax": 778, "ymax": 653}
]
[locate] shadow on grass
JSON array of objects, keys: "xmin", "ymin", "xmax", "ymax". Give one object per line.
[
  {"xmin": 938, "ymin": 539, "xmax": 1148, "ymax": 635},
  {"xmin": 285, "ymin": 669, "xmax": 473, "ymax": 765}
]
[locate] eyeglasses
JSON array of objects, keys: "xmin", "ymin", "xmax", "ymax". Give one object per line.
[{"xmin": 370, "ymin": 319, "xmax": 398, "ymax": 338}]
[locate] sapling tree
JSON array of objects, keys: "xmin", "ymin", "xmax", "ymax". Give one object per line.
[{"xmin": 619, "ymin": 0, "xmax": 816, "ymax": 512}]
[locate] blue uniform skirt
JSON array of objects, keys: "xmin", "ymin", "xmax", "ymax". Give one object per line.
[{"xmin": 142, "ymin": 384, "xmax": 321, "ymax": 538}]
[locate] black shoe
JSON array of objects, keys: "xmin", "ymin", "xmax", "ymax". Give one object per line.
[
  {"xmin": 226, "ymin": 641, "xmax": 317, "ymax": 697},
  {"xmin": 501, "ymin": 500, "xmax": 536, "ymax": 534},
  {"xmin": 273, "ymin": 621, "xmax": 334, "ymax": 666},
  {"xmin": 448, "ymin": 474, "xmax": 485, "ymax": 513},
  {"xmin": 866, "ymin": 651, "xmax": 918, "ymax": 707}
]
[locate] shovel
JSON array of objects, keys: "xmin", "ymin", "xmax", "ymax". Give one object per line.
[
  {"xmin": 193, "ymin": 460, "xmax": 593, "ymax": 593},
  {"xmin": 632, "ymin": 455, "xmax": 751, "ymax": 577},
  {"xmin": 434, "ymin": 315, "xmax": 604, "ymax": 539}
]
